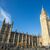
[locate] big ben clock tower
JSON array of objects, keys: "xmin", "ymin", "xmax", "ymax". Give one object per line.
[{"xmin": 40, "ymin": 7, "xmax": 49, "ymax": 46}]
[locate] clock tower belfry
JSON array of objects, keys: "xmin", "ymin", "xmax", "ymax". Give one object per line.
[{"xmin": 40, "ymin": 7, "xmax": 49, "ymax": 46}]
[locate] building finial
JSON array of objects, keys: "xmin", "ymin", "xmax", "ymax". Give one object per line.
[
  {"xmin": 3, "ymin": 18, "xmax": 6, "ymax": 23},
  {"xmin": 42, "ymin": 5, "xmax": 44, "ymax": 12},
  {"xmin": 40, "ymin": 5, "xmax": 47, "ymax": 17},
  {"xmin": 41, "ymin": 5, "xmax": 46, "ymax": 14}
]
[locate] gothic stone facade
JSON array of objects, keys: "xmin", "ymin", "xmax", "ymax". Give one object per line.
[{"xmin": 0, "ymin": 19, "xmax": 37, "ymax": 48}]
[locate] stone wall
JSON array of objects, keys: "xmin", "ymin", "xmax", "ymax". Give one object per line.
[
  {"xmin": 0, "ymin": 47, "xmax": 50, "ymax": 50},
  {"xmin": 9, "ymin": 48, "xmax": 50, "ymax": 50},
  {"xmin": 0, "ymin": 43, "xmax": 50, "ymax": 50}
]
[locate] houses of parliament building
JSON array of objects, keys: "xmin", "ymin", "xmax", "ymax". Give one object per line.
[
  {"xmin": 0, "ymin": 18, "xmax": 37, "ymax": 48},
  {"xmin": 0, "ymin": 6, "xmax": 50, "ymax": 49}
]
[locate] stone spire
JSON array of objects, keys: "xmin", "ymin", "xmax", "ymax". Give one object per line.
[{"xmin": 41, "ymin": 6, "xmax": 47, "ymax": 17}]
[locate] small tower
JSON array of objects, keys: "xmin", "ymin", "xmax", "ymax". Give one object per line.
[
  {"xmin": 40, "ymin": 6, "xmax": 49, "ymax": 46},
  {"xmin": 1, "ymin": 18, "xmax": 6, "ymax": 34},
  {"xmin": 1, "ymin": 19, "xmax": 13, "ymax": 43},
  {"xmin": 0, "ymin": 19, "xmax": 6, "ymax": 42},
  {"xmin": 6, "ymin": 22, "xmax": 13, "ymax": 43}
]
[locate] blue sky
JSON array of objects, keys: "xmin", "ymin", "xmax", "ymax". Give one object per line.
[{"xmin": 0, "ymin": 0, "xmax": 50, "ymax": 35}]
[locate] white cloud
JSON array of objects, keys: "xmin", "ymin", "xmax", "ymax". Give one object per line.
[{"xmin": 0, "ymin": 7, "xmax": 11, "ymax": 24}]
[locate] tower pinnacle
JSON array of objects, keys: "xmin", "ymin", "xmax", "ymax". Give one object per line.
[
  {"xmin": 42, "ymin": 6, "xmax": 44, "ymax": 12},
  {"xmin": 41, "ymin": 6, "xmax": 47, "ymax": 17}
]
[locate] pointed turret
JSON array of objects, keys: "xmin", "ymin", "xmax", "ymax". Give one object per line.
[
  {"xmin": 41, "ymin": 6, "xmax": 45, "ymax": 12},
  {"xmin": 40, "ymin": 6, "xmax": 47, "ymax": 17},
  {"xmin": 3, "ymin": 18, "xmax": 6, "ymax": 24},
  {"xmin": 1, "ymin": 18, "xmax": 6, "ymax": 31}
]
